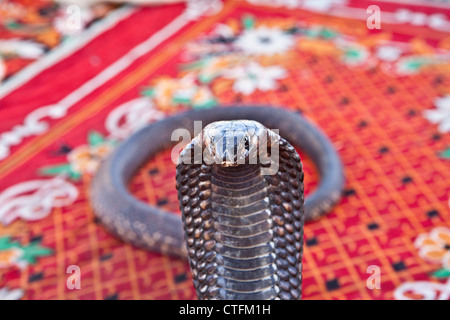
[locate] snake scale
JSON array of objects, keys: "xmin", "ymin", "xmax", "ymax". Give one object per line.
[{"xmin": 90, "ymin": 105, "xmax": 345, "ymax": 300}]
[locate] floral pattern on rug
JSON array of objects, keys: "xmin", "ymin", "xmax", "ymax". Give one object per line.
[
  {"xmin": 0, "ymin": 236, "xmax": 52, "ymax": 269},
  {"xmin": 0, "ymin": 0, "xmax": 120, "ymax": 82},
  {"xmin": 415, "ymin": 227, "xmax": 450, "ymax": 278},
  {"xmin": 135, "ymin": 14, "xmax": 450, "ymax": 116},
  {"xmin": 1, "ymin": 2, "xmax": 450, "ymax": 300},
  {"xmin": 39, "ymin": 131, "xmax": 115, "ymax": 181},
  {"xmin": 394, "ymin": 227, "xmax": 450, "ymax": 300}
]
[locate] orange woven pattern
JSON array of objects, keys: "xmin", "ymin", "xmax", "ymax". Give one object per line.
[{"xmin": 0, "ymin": 1, "xmax": 449, "ymax": 300}]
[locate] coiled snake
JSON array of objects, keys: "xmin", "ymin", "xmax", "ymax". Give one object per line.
[{"xmin": 90, "ymin": 105, "xmax": 345, "ymax": 300}]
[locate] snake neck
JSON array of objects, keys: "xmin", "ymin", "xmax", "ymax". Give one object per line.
[
  {"xmin": 210, "ymin": 164, "xmax": 278, "ymax": 299},
  {"xmin": 177, "ymin": 137, "xmax": 305, "ymax": 300}
]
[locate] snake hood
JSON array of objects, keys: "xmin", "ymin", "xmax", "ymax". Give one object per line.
[
  {"xmin": 177, "ymin": 119, "xmax": 305, "ymax": 300},
  {"xmin": 180, "ymin": 120, "xmax": 280, "ymax": 167}
]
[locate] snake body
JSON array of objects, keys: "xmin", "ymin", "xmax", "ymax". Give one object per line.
[{"xmin": 90, "ymin": 106, "xmax": 345, "ymax": 299}]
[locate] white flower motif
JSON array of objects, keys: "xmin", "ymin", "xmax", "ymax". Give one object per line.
[
  {"xmin": 0, "ymin": 287, "xmax": 24, "ymax": 300},
  {"xmin": 376, "ymin": 45, "xmax": 403, "ymax": 62},
  {"xmin": 414, "ymin": 226, "xmax": 450, "ymax": 270},
  {"xmin": 224, "ymin": 62, "xmax": 286, "ymax": 95},
  {"xmin": 424, "ymin": 95, "xmax": 450, "ymax": 133},
  {"xmin": 0, "ymin": 39, "xmax": 45, "ymax": 59},
  {"xmin": 68, "ymin": 143, "xmax": 113, "ymax": 175},
  {"xmin": 212, "ymin": 23, "xmax": 235, "ymax": 38},
  {"xmin": 234, "ymin": 27, "xmax": 294, "ymax": 56},
  {"xmin": 0, "ymin": 248, "xmax": 24, "ymax": 268}
]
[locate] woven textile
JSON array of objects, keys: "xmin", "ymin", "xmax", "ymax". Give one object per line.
[{"xmin": 0, "ymin": 0, "xmax": 450, "ymax": 300}]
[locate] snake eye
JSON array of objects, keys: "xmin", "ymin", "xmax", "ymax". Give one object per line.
[{"xmin": 244, "ymin": 137, "xmax": 250, "ymax": 150}]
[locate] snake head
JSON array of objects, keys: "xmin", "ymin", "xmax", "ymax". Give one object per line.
[{"xmin": 202, "ymin": 120, "xmax": 276, "ymax": 166}]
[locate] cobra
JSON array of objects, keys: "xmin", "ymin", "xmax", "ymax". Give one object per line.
[{"xmin": 90, "ymin": 106, "xmax": 345, "ymax": 300}]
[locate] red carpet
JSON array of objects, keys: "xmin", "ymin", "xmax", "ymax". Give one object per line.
[{"xmin": 0, "ymin": 0, "xmax": 449, "ymax": 300}]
